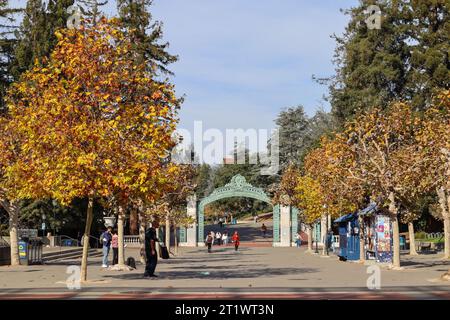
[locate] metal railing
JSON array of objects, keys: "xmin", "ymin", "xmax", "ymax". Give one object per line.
[
  {"xmin": 124, "ymin": 235, "xmax": 140, "ymax": 247},
  {"xmin": 55, "ymin": 235, "xmax": 81, "ymax": 247}
]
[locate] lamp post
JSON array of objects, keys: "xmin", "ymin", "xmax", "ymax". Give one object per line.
[
  {"xmin": 324, "ymin": 205, "xmax": 329, "ymax": 256},
  {"xmin": 314, "ymin": 222, "xmax": 319, "ymax": 254},
  {"xmin": 41, "ymin": 213, "xmax": 46, "ymax": 237}
]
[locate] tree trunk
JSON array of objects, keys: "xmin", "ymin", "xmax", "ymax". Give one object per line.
[
  {"xmin": 8, "ymin": 202, "xmax": 20, "ymax": 266},
  {"xmin": 444, "ymin": 217, "xmax": 450, "ymax": 259},
  {"xmin": 174, "ymin": 224, "xmax": 178, "ymax": 256},
  {"xmin": 321, "ymin": 215, "xmax": 326, "ymax": 255},
  {"xmin": 138, "ymin": 211, "xmax": 146, "ymax": 264},
  {"xmin": 80, "ymin": 196, "xmax": 94, "ymax": 282},
  {"xmin": 307, "ymin": 225, "xmax": 313, "ymax": 253},
  {"xmin": 408, "ymin": 222, "xmax": 418, "ymax": 255},
  {"xmin": 117, "ymin": 205, "xmax": 126, "ymax": 267},
  {"xmin": 437, "ymin": 187, "xmax": 450, "ymax": 259},
  {"xmin": 389, "ymin": 192, "xmax": 401, "ymax": 268},
  {"xmin": 165, "ymin": 214, "xmax": 170, "ymax": 249},
  {"xmin": 359, "ymin": 215, "xmax": 365, "ymax": 262},
  {"xmin": 129, "ymin": 207, "xmax": 139, "ymax": 235}
]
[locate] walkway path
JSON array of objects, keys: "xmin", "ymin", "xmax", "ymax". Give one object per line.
[
  {"xmin": 0, "ymin": 241, "xmax": 449, "ymax": 299},
  {"xmin": 204, "ymin": 221, "xmax": 273, "ymax": 244}
]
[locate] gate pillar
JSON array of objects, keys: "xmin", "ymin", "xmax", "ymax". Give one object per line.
[{"xmin": 179, "ymin": 194, "xmax": 198, "ymax": 247}]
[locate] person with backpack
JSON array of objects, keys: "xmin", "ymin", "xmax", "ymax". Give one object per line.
[
  {"xmin": 144, "ymin": 218, "xmax": 160, "ymax": 278},
  {"xmin": 205, "ymin": 231, "xmax": 214, "ymax": 253},
  {"xmin": 232, "ymin": 231, "xmax": 240, "ymax": 251},
  {"xmin": 111, "ymin": 229, "xmax": 119, "ymax": 265},
  {"xmin": 100, "ymin": 226, "xmax": 113, "ymax": 268}
]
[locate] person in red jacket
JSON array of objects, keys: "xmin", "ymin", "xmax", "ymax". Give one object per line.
[{"xmin": 232, "ymin": 231, "xmax": 240, "ymax": 251}]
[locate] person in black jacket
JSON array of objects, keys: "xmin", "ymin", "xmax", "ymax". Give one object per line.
[{"xmin": 144, "ymin": 218, "xmax": 160, "ymax": 278}]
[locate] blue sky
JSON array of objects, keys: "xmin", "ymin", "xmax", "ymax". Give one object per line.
[
  {"xmin": 146, "ymin": 0, "xmax": 358, "ymax": 134},
  {"xmin": 17, "ymin": 0, "xmax": 358, "ymax": 136}
]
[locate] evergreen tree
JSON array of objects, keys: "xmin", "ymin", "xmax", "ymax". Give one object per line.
[
  {"xmin": 46, "ymin": 0, "xmax": 75, "ymax": 49},
  {"xmin": 0, "ymin": 0, "xmax": 21, "ymax": 112},
  {"xmin": 326, "ymin": 0, "xmax": 449, "ymax": 125},
  {"xmin": 325, "ymin": 1, "xmax": 411, "ymax": 124},
  {"xmin": 11, "ymin": 0, "xmax": 47, "ymax": 78},
  {"xmin": 77, "ymin": 0, "xmax": 107, "ymax": 26},
  {"xmin": 11, "ymin": 0, "xmax": 74, "ymax": 79},
  {"xmin": 407, "ymin": 0, "xmax": 449, "ymax": 108},
  {"xmin": 117, "ymin": 0, "xmax": 178, "ymax": 75},
  {"xmin": 275, "ymin": 105, "xmax": 311, "ymax": 170}
]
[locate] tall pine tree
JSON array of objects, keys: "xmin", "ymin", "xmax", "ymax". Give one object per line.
[
  {"xmin": 117, "ymin": 0, "xmax": 178, "ymax": 75},
  {"xmin": 11, "ymin": 0, "xmax": 74, "ymax": 79},
  {"xmin": 326, "ymin": 0, "xmax": 449, "ymax": 125},
  {"xmin": 326, "ymin": 1, "xmax": 411, "ymax": 124},
  {"xmin": 0, "ymin": 0, "xmax": 21, "ymax": 112},
  {"xmin": 275, "ymin": 106, "xmax": 311, "ymax": 170},
  {"xmin": 78, "ymin": 0, "xmax": 107, "ymax": 26},
  {"xmin": 407, "ymin": 0, "xmax": 449, "ymax": 108}
]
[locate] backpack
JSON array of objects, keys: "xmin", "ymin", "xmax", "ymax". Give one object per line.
[
  {"xmin": 206, "ymin": 235, "xmax": 213, "ymax": 243},
  {"xmin": 126, "ymin": 257, "xmax": 136, "ymax": 269}
]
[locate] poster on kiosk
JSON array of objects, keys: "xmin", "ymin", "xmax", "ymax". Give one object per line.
[{"xmin": 376, "ymin": 216, "xmax": 393, "ymax": 263}]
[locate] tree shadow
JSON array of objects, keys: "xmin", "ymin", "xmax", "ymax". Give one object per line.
[
  {"xmin": 102, "ymin": 266, "xmax": 318, "ymax": 281},
  {"xmin": 400, "ymin": 259, "xmax": 450, "ymax": 269}
]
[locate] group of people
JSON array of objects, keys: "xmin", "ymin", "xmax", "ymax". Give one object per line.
[
  {"xmin": 99, "ymin": 218, "xmax": 161, "ymax": 279},
  {"xmin": 205, "ymin": 230, "xmax": 240, "ymax": 253},
  {"xmin": 99, "ymin": 226, "xmax": 119, "ymax": 268}
]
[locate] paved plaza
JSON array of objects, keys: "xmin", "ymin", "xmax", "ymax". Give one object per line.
[{"xmin": 0, "ymin": 223, "xmax": 449, "ymax": 299}]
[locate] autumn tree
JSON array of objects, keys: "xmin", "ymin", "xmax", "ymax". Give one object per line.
[
  {"xmin": 147, "ymin": 164, "xmax": 196, "ymax": 256},
  {"xmin": 415, "ymin": 91, "xmax": 450, "ymax": 261},
  {"xmin": 293, "ymin": 175, "xmax": 326, "ymax": 253},
  {"xmin": 341, "ymin": 102, "xmax": 421, "ymax": 268},
  {"xmin": 2, "ymin": 19, "xmax": 180, "ymax": 279},
  {"xmin": 304, "ymin": 136, "xmax": 364, "ymax": 257}
]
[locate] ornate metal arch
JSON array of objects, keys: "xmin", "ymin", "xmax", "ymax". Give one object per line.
[
  {"xmin": 199, "ymin": 174, "xmax": 272, "ymax": 210},
  {"xmin": 197, "ymin": 174, "xmax": 273, "ymax": 242}
]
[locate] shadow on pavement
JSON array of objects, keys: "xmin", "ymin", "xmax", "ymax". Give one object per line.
[{"xmin": 101, "ymin": 266, "xmax": 318, "ymax": 281}]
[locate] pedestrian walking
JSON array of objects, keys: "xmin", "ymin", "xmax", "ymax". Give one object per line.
[
  {"xmin": 144, "ymin": 218, "xmax": 160, "ymax": 278},
  {"xmin": 232, "ymin": 231, "xmax": 240, "ymax": 251},
  {"xmin": 210, "ymin": 231, "xmax": 215, "ymax": 246},
  {"xmin": 254, "ymin": 214, "xmax": 258, "ymax": 224},
  {"xmin": 100, "ymin": 226, "xmax": 113, "ymax": 268},
  {"xmin": 222, "ymin": 231, "xmax": 228, "ymax": 246},
  {"xmin": 205, "ymin": 231, "xmax": 214, "ymax": 253},
  {"xmin": 111, "ymin": 229, "xmax": 119, "ymax": 265},
  {"xmin": 219, "ymin": 217, "xmax": 223, "ymax": 228},
  {"xmin": 261, "ymin": 223, "xmax": 267, "ymax": 238},
  {"xmin": 216, "ymin": 231, "xmax": 222, "ymax": 245},
  {"xmin": 295, "ymin": 231, "xmax": 302, "ymax": 248}
]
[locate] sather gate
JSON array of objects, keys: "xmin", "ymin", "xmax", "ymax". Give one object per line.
[{"xmin": 178, "ymin": 174, "xmax": 299, "ymax": 247}]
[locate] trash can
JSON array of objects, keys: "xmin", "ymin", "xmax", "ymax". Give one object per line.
[
  {"xmin": 18, "ymin": 239, "xmax": 29, "ymax": 265},
  {"xmin": 18, "ymin": 238, "xmax": 43, "ymax": 265}
]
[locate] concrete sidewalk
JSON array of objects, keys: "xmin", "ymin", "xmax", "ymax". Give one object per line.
[{"xmin": 0, "ymin": 244, "xmax": 449, "ymax": 299}]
